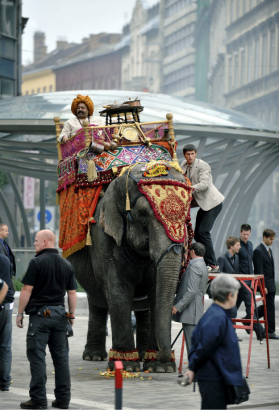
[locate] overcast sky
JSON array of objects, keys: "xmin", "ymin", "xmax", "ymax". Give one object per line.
[{"xmin": 22, "ymin": 0, "xmax": 159, "ymax": 66}]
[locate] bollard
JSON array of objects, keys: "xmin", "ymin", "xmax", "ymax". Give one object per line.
[{"xmin": 115, "ymin": 361, "xmax": 123, "ymax": 409}]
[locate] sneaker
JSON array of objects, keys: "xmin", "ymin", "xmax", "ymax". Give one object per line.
[
  {"xmin": 52, "ymin": 399, "xmax": 69, "ymax": 409},
  {"xmin": 0, "ymin": 385, "xmax": 9, "ymax": 391},
  {"xmin": 20, "ymin": 399, "xmax": 48, "ymax": 409},
  {"xmin": 207, "ymin": 265, "xmax": 220, "ymax": 273}
]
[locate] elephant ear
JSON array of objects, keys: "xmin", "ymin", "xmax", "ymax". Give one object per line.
[{"xmin": 99, "ymin": 178, "xmax": 124, "ymax": 246}]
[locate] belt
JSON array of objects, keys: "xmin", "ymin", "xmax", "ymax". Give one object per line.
[{"xmin": 0, "ymin": 302, "xmax": 14, "ymax": 311}]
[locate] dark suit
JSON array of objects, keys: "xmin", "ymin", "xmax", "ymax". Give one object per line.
[
  {"xmin": 218, "ymin": 251, "xmax": 239, "ymax": 319},
  {"xmin": 0, "ymin": 240, "xmax": 16, "ymax": 277},
  {"xmin": 253, "ymin": 243, "xmax": 276, "ymax": 334}
]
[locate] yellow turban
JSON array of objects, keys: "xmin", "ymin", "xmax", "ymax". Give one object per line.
[{"xmin": 71, "ymin": 94, "xmax": 94, "ymax": 116}]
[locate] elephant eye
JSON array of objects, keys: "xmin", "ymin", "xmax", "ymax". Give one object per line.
[{"xmin": 138, "ymin": 212, "xmax": 147, "ymax": 225}]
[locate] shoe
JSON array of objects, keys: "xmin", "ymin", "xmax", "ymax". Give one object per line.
[
  {"xmin": 268, "ymin": 333, "xmax": 279, "ymax": 340},
  {"xmin": 207, "ymin": 265, "xmax": 220, "ymax": 273},
  {"xmin": 0, "ymin": 386, "xmax": 9, "ymax": 391},
  {"xmin": 20, "ymin": 399, "xmax": 48, "ymax": 409},
  {"xmin": 52, "ymin": 399, "xmax": 69, "ymax": 409},
  {"xmin": 256, "ymin": 333, "xmax": 266, "ymax": 341},
  {"xmin": 237, "ymin": 335, "xmax": 243, "ymax": 342}
]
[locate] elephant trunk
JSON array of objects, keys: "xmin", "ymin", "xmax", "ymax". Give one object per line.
[{"xmin": 155, "ymin": 253, "xmax": 181, "ymax": 362}]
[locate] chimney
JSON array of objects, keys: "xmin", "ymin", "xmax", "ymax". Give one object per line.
[
  {"xmin": 56, "ymin": 36, "xmax": 68, "ymax": 49},
  {"xmin": 34, "ymin": 32, "xmax": 47, "ymax": 62}
]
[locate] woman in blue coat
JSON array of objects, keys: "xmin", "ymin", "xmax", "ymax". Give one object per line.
[{"xmin": 185, "ymin": 274, "xmax": 243, "ymax": 409}]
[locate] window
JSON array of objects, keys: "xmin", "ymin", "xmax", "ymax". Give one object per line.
[
  {"xmin": 43, "ymin": 86, "xmax": 46, "ymax": 93},
  {"xmin": 230, "ymin": 0, "xmax": 234, "ymax": 23},
  {"xmin": 247, "ymin": 41, "xmax": 252, "ymax": 82},
  {"xmin": 228, "ymin": 56, "xmax": 232, "ymax": 91},
  {"xmin": 0, "ymin": 57, "xmax": 15, "ymax": 79},
  {"xmin": 164, "ymin": 64, "xmax": 195, "ymax": 94},
  {"xmin": 249, "ymin": 0, "xmax": 253, "ymax": 10},
  {"xmin": 270, "ymin": 29, "xmax": 275, "ymax": 73},
  {"xmin": 236, "ymin": 0, "xmax": 240, "ymax": 19},
  {"xmin": 1, "ymin": 78, "xmax": 14, "ymax": 98},
  {"xmin": 262, "ymin": 33, "xmax": 267, "ymax": 76},
  {"xmin": 164, "ymin": 23, "xmax": 195, "ymax": 57},
  {"xmin": 37, "ymin": 87, "xmax": 40, "ymax": 93},
  {"xmin": 0, "ymin": 37, "xmax": 15, "ymax": 59},
  {"xmin": 165, "ymin": 0, "xmax": 195, "ymax": 19},
  {"xmin": 49, "ymin": 85, "xmax": 53, "ymax": 92},
  {"xmin": 241, "ymin": 48, "xmax": 245, "ymax": 86},
  {"xmin": 243, "ymin": 0, "xmax": 246, "ymax": 13},
  {"xmin": 254, "ymin": 37, "xmax": 259, "ymax": 80},
  {"xmin": 234, "ymin": 53, "xmax": 239, "ymax": 88},
  {"xmin": 25, "ymin": 90, "xmax": 29, "ymax": 95},
  {"xmin": 31, "ymin": 89, "xmax": 34, "ymax": 94}
]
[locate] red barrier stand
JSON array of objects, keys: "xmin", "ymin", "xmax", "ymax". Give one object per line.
[
  {"xmin": 115, "ymin": 361, "xmax": 123, "ymax": 409},
  {"xmin": 209, "ymin": 274, "xmax": 270, "ymax": 378}
]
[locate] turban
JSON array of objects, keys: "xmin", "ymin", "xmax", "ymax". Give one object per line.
[{"xmin": 71, "ymin": 94, "xmax": 94, "ymax": 116}]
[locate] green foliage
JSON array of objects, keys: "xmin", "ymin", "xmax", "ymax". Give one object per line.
[
  {"xmin": 76, "ymin": 281, "xmax": 85, "ymax": 292},
  {"xmin": 0, "ymin": 171, "xmax": 9, "ymax": 189}
]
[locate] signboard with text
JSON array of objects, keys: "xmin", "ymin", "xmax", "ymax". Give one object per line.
[{"xmin": 23, "ymin": 177, "xmax": 35, "ymax": 209}]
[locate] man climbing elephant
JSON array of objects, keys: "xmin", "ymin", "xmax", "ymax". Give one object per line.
[{"xmin": 58, "ymin": 94, "xmax": 104, "ymax": 143}]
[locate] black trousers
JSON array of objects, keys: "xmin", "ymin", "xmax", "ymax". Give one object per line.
[
  {"xmin": 198, "ymin": 379, "xmax": 227, "ymax": 409},
  {"xmin": 27, "ymin": 306, "xmax": 70, "ymax": 404},
  {"xmin": 194, "ymin": 202, "xmax": 223, "ymax": 266},
  {"xmin": 236, "ymin": 283, "xmax": 265, "ymax": 336},
  {"xmin": 257, "ymin": 292, "xmax": 275, "ymax": 334}
]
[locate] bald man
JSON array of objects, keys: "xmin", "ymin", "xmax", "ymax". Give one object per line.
[{"xmin": 17, "ymin": 230, "xmax": 77, "ymax": 410}]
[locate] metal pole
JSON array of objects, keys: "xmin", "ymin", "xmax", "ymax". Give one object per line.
[
  {"xmin": 40, "ymin": 179, "xmax": 45, "ymax": 230},
  {"xmin": 171, "ymin": 328, "xmax": 183, "ymax": 348},
  {"xmin": 115, "ymin": 361, "xmax": 123, "ymax": 410}
]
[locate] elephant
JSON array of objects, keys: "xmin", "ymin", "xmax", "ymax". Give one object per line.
[{"xmin": 68, "ymin": 163, "xmax": 189, "ymax": 372}]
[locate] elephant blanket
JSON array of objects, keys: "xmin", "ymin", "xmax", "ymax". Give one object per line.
[{"xmin": 138, "ymin": 179, "xmax": 192, "ymax": 243}]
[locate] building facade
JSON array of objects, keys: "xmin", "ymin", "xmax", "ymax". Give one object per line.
[
  {"xmin": 162, "ymin": 0, "xmax": 196, "ymax": 98},
  {"xmin": 0, "ymin": 0, "xmax": 27, "ymax": 99}
]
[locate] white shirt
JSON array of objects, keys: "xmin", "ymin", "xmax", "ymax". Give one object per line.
[
  {"xmin": 58, "ymin": 116, "xmax": 105, "ymax": 142},
  {"xmin": 261, "ymin": 241, "xmax": 271, "ymax": 254}
]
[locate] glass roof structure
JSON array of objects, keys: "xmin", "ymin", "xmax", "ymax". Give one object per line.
[{"xmin": 0, "ymin": 90, "xmax": 278, "ymax": 253}]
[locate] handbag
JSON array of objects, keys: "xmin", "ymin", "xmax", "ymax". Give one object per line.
[{"xmin": 225, "ymin": 376, "xmax": 250, "ymax": 405}]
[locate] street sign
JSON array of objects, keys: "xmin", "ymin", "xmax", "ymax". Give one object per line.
[{"xmin": 34, "ymin": 206, "xmax": 55, "ymax": 231}]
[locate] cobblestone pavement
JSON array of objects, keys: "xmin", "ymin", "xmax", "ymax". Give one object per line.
[{"xmin": 0, "ymin": 315, "xmax": 279, "ymax": 410}]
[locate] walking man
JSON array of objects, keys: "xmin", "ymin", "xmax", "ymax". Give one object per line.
[
  {"xmin": 253, "ymin": 229, "xmax": 279, "ymax": 340},
  {"xmin": 172, "ymin": 243, "xmax": 209, "ymax": 354},
  {"xmin": 181, "ymin": 144, "xmax": 224, "ymax": 272},
  {"xmin": 0, "ymin": 223, "xmax": 16, "ymax": 278},
  {"xmin": 17, "ymin": 230, "xmax": 78, "ymax": 409},
  {"xmin": 218, "ymin": 236, "xmax": 242, "ymax": 341},
  {"xmin": 238, "ymin": 224, "xmax": 264, "ymax": 339},
  {"xmin": 0, "ymin": 253, "xmax": 14, "ymax": 391}
]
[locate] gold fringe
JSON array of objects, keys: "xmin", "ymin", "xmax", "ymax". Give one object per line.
[
  {"xmin": 167, "ymin": 161, "xmax": 182, "ymax": 173},
  {"xmin": 56, "ymin": 192, "xmax": 60, "ymax": 205},
  {"xmin": 87, "ymin": 159, "xmax": 97, "ymax": 182},
  {"xmin": 86, "ymin": 220, "xmax": 92, "ymax": 246},
  {"xmin": 62, "ymin": 238, "xmax": 87, "ymax": 258},
  {"xmin": 126, "ymin": 194, "xmax": 131, "ymax": 211}
]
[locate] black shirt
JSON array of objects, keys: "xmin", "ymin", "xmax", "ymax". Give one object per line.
[
  {"xmin": 22, "ymin": 248, "xmax": 77, "ymax": 314},
  {"xmin": 0, "ymin": 254, "xmax": 14, "ymax": 304}
]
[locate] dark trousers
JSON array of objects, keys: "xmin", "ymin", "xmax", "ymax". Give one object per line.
[
  {"xmin": 237, "ymin": 283, "xmax": 264, "ymax": 336},
  {"xmin": 27, "ymin": 306, "xmax": 70, "ymax": 404},
  {"xmin": 0, "ymin": 308, "xmax": 12, "ymax": 388},
  {"xmin": 257, "ymin": 292, "xmax": 275, "ymax": 334},
  {"xmin": 198, "ymin": 379, "xmax": 227, "ymax": 409},
  {"xmin": 195, "ymin": 202, "xmax": 223, "ymax": 266}
]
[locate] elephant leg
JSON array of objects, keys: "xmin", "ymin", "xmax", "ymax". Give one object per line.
[
  {"xmin": 83, "ymin": 297, "xmax": 108, "ymax": 361},
  {"xmin": 107, "ymin": 293, "xmax": 140, "ymax": 372},
  {"xmin": 143, "ymin": 288, "xmax": 175, "ymax": 373},
  {"xmin": 134, "ymin": 310, "xmax": 150, "ymax": 361}
]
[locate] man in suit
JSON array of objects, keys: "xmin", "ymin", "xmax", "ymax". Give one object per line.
[
  {"xmin": 172, "ymin": 243, "xmax": 208, "ymax": 354},
  {"xmin": 0, "ymin": 224, "xmax": 16, "ymax": 278},
  {"xmin": 253, "ymin": 228, "xmax": 279, "ymax": 340},
  {"xmin": 0, "ymin": 253, "xmax": 14, "ymax": 391},
  {"xmin": 181, "ymin": 144, "xmax": 224, "ymax": 273},
  {"xmin": 218, "ymin": 236, "xmax": 242, "ymax": 341}
]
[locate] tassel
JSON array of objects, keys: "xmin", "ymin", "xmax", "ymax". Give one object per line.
[
  {"xmin": 126, "ymin": 193, "xmax": 131, "ymax": 211},
  {"xmin": 56, "ymin": 192, "xmax": 60, "ymax": 205},
  {"xmin": 86, "ymin": 221, "xmax": 92, "ymax": 246},
  {"xmin": 87, "ymin": 160, "xmax": 97, "ymax": 182}
]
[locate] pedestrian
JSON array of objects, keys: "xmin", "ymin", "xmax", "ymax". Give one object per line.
[
  {"xmin": 172, "ymin": 243, "xmax": 208, "ymax": 354},
  {"xmin": 185, "ymin": 274, "xmax": 243, "ymax": 409},
  {"xmin": 0, "ymin": 278, "xmax": 8, "ymax": 305},
  {"xmin": 253, "ymin": 228, "xmax": 279, "ymax": 340},
  {"xmin": 16, "ymin": 230, "xmax": 78, "ymax": 409},
  {"xmin": 217, "ymin": 236, "xmax": 242, "ymax": 341},
  {"xmin": 0, "ymin": 223, "xmax": 16, "ymax": 279},
  {"xmin": 181, "ymin": 144, "xmax": 224, "ymax": 273},
  {"xmin": 237, "ymin": 224, "xmax": 264, "ymax": 339},
  {"xmin": 0, "ymin": 253, "xmax": 14, "ymax": 391}
]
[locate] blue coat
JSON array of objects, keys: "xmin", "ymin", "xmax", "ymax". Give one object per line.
[{"xmin": 189, "ymin": 303, "xmax": 243, "ymax": 386}]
